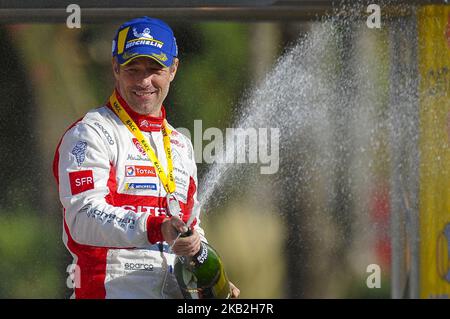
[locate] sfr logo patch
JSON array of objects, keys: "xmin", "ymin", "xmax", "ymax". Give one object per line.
[{"xmin": 69, "ymin": 170, "xmax": 94, "ymax": 195}]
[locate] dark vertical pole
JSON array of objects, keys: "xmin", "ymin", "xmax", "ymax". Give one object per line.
[{"xmin": 0, "ymin": 26, "xmax": 42, "ymax": 212}]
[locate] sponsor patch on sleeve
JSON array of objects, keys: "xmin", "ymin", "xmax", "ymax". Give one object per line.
[
  {"xmin": 69, "ymin": 170, "xmax": 94, "ymax": 195},
  {"xmin": 71, "ymin": 140, "xmax": 88, "ymax": 166}
]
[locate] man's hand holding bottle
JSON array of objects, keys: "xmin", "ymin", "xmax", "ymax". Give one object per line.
[
  {"xmin": 161, "ymin": 216, "xmax": 201, "ymax": 256},
  {"xmin": 161, "ymin": 216, "xmax": 240, "ymax": 298}
]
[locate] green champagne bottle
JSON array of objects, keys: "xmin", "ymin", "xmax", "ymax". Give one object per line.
[{"xmin": 174, "ymin": 229, "xmax": 231, "ymax": 299}]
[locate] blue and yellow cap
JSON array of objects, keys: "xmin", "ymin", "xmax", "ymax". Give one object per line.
[{"xmin": 112, "ymin": 16, "xmax": 178, "ymax": 67}]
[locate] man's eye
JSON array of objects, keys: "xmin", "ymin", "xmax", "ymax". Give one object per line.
[{"xmin": 126, "ymin": 68, "xmax": 138, "ymax": 73}]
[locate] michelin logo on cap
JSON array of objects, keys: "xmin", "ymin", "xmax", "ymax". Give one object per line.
[{"xmin": 112, "ymin": 16, "xmax": 178, "ymax": 68}]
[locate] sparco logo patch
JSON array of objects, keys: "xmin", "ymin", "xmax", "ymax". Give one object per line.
[
  {"xmin": 94, "ymin": 122, "xmax": 114, "ymax": 145},
  {"xmin": 69, "ymin": 170, "xmax": 94, "ymax": 195},
  {"xmin": 125, "ymin": 262, "xmax": 154, "ymax": 271}
]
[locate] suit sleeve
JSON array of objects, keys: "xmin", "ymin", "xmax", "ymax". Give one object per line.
[{"xmin": 57, "ymin": 122, "xmax": 164, "ymax": 248}]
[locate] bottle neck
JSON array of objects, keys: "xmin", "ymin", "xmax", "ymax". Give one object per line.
[{"xmin": 180, "ymin": 228, "xmax": 193, "ymax": 238}]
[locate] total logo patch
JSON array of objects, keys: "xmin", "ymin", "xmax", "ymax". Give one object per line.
[
  {"xmin": 125, "ymin": 165, "xmax": 156, "ymax": 177},
  {"xmin": 125, "ymin": 183, "xmax": 157, "ymax": 191}
]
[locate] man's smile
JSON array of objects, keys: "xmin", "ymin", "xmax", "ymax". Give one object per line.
[{"xmin": 132, "ymin": 89, "xmax": 156, "ymax": 97}]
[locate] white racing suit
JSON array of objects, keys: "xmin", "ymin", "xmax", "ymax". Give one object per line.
[{"xmin": 53, "ymin": 92, "xmax": 205, "ymax": 298}]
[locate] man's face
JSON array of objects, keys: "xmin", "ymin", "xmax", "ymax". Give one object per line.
[{"xmin": 113, "ymin": 57, "xmax": 178, "ymax": 115}]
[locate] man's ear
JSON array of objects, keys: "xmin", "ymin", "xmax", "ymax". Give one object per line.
[
  {"xmin": 112, "ymin": 58, "xmax": 120, "ymax": 79},
  {"xmin": 169, "ymin": 58, "xmax": 179, "ymax": 82}
]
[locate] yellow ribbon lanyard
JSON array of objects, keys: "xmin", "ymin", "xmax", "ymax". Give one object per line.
[{"xmin": 109, "ymin": 91, "xmax": 176, "ymax": 194}]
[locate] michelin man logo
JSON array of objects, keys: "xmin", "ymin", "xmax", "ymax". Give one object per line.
[
  {"xmin": 71, "ymin": 141, "xmax": 88, "ymax": 167},
  {"xmin": 437, "ymin": 222, "xmax": 450, "ymax": 282},
  {"xmin": 133, "ymin": 27, "xmax": 153, "ymax": 39}
]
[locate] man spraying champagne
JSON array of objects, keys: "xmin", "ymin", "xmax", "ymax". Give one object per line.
[{"xmin": 54, "ymin": 16, "xmax": 239, "ymax": 299}]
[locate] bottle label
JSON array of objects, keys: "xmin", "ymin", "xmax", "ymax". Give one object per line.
[{"xmin": 195, "ymin": 242, "xmax": 208, "ymax": 264}]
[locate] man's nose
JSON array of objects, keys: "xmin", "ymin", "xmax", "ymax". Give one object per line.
[{"xmin": 139, "ymin": 71, "xmax": 155, "ymax": 86}]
